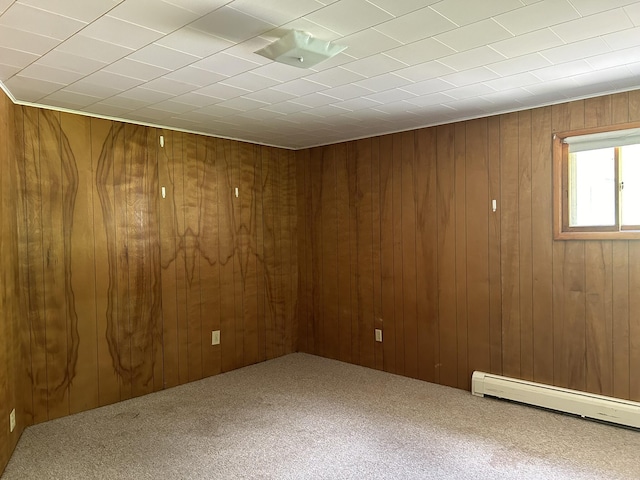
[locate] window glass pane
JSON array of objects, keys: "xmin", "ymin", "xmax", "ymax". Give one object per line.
[
  {"xmin": 621, "ymin": 144, "xmax": 640, "ymax": 226},
  {"xmin": 569, "ymin": 147, "xmax": 615, "ymax": 226}
]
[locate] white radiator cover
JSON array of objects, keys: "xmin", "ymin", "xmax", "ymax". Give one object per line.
[{"xmin": 471, "ymin": 371, "xmax": 640, "ymax": 429}]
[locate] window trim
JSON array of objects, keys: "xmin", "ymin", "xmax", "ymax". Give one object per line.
[{"xmin": 553, "ymin": 121, "xmax": 640, "ymax": 240}]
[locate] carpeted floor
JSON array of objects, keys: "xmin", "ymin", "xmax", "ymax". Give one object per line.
[{"xmin": 3, "ymin": 353, "xmax": 639, "ymax": 479}]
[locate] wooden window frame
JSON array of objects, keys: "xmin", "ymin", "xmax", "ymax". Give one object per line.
[{"xmin": 553, "ymin": 121, "xmax": 640, "ymax": 240}]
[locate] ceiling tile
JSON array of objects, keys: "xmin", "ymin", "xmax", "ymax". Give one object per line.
[
  {"xmin": 162, "ymin": 0, "xmax": 229, "ymax": 16},
  {"xmin": 431, "ymin": 0, "xmax": 524, "ymax": 26},
  {"xmin": 129, "ymin": 44, "xmax": 200, "ymax": 70},
  {"xmin": 193, "ymin": 52, "xmax": 261, "ymax": 76},
  {"xmin": 0, "ymin": 46, "xmax": 38, "ymax": 69},
  {"xmin": 444, "ymin": 83, "xmax": 496, "ymax": 100},
  {"xmin": 330, "ymin": 97, "xmax": 382, "ymax": 111},
  {"xmin": 194, "ymin": 82, "xmax": 250, "ymax": 100},
  {"xmin": 394, "ymin": 61, "xmax": 456, "ymax": 82},
  {"xmin": 493, "ymin": 0, "xmax": 580, "ymax": 35},
  {"xmin": 3, "ymin": 75, "xmax": 64, "ymax": 101},
  {"xmin": 401, "ymin": 78, "xmax": 455, "ymax": 95},
  {"xmin": 18, "ymin": 63, "xmax": 84, "ymax": 84},
  {"xmin": 44, "ymin": 89, "xmax": 102, "ymax": 108},
  {"xmin": 108, "ymin": 0, "xmax": 200, "ymax": 34},
  {"xmin": 249, "ymin": 62, "xmax": 309, "ymax": 82},
  {"xmin": 435, "ymin": 19, "xmax": 512, "ymax": 52},
  {"xmin": 489, "ymin": 28, "xmax": 563, "ymax": 58},
  {"xmin": 289, "ymin": 92, "xmax": 340, "ymax": 107},
  {"xmin": 0, "ymin": 3, "xmax": 85, "ymax": 40},
  {"xmin": 484, "ymin": 72, "xmax": 539, "ymax": 90},
  {"xmin": 0, "ymin": 64, "xmax": 23, "ymax": 81},
  {"xmin": 384, "ymin": 38, "xmax": 456, "ymax": 66},
  {"xmin": 305, "ymin": 66, "xmax": 365, "ymax": 87},
  {"xmin": 119, "ymin": 87, "xmax": 173, "ymax": 104},
  {"xmin": 155, "ymin": 28, "xmax": 233, "ymax": 58},
  {"xmin": 104, "ymin": 57, "xmax": 170, "ymax": 81},
  {"xmin": 17, "ymin": 0, "xmax": 122, "ymax": 23},
  {"xmin": 403, "ymin": 92, "xmax": 456, "ymax": 107},
  {"xmin": 261, "ymin": 101, "xmax": 309, "ymax": 114},
  {"xmin": 56, "ymin": 35, "xmax": 134, "ymax": 64},
  {"xmin": 220, "ymin": 72, "xmax": 280, "ymax": 91},
  {"xmin": 487, "ymin": 52, "xmax": 551, "ymax": 76},
  {"xmin": 36, "ymin": 50, "xmax": 107, "ymax": 75},
  {"xmin": 87, "ymin": 102, "xmax": 137, "ymax": 117},
  {"xmin": 271, "ymin": 78, "xmax": 327, "ymax": 96},
  {"xmin": 373, "ymin": 6, "xmax": 457, "ymax": 44},
  {"xmin": 550, "ymin": 8, "xmax": 634, "ymax": 44},
  {"xmin": 302, "ymin": 104, "xmax": 351, "ymax": 117},
  {"xmin": 321, "ymin": 83, "xmax": 373, "ymax": 100},
  {"xmin": 341, "ymin": 54, "xmax": 406, "ymax": 77},
  {"xmin": 439, "ymin": 67, "xmax": 500, "ymax": 87},
  {"xmin": 586, "ymin": 45, "xmax": 640, "ymax": 70},
  {"xmin": 140, "ymin": 77, "xmax": 199, "ymax": 95},
  {"xmin": 352, "ymin": 72, "xmax": 412, "ymax": 92},
  {"xmin": 272, "ymin": 17, "xmax": 342, "ymax": 41},
  {"xmin": 626, "ymin": 2, "xmax": 640, "ymax": 25},
  {"xmin": 531, "ymin": 60, "xmax": 593, "ymax": 81},
  {"xmin": 0, "ymin": 25, "xmax": 59, "ymax": 55},
  {"xmin": 164, "ymin": 66, "xmax": 227, "ymax": 87},
  {"xmin": 242, "ymin": 87, "xmax": 295, "ymax": 103},
  {"xmin": 603, "ymin": 26, "xmax": 640, "ymax": 50},
  {"xmin": 215, "ymin": 96, "xmax": 267, "ymax": 111},
  {"xmin": 366, "ymin": 0, "xmax": 440, "ymax": 17},
  {"xmin": 72, "ymin": 70, "xmax": 143, "ymax": 91},
  {"xmin": 364, "ymin": 88, "xmax": 416, "ymax": 103},
  {"xmin": 304, "ymin": 0, "xmax": 392, "ymax": 36},
  {"xmin": 231, "ymin": 0, "xmax": 325, "ymax": 25},
  {"xmin": 81, "ymin": 15, "xmax": 164, "ymax": 49},
  {"xmin": 540, "ymin": 38, "xmax": 611, "ymax": 64},
  {"xmin": 94, "ymin": 94, "xmax": 152, "ymax": 110},
  {"xmin": 338, "ymin": 29, "xmax": 402, "ymax": 59},
  {"xmin": 569, "ymin": 0, "xmax": 638, "ymax": 16},
  {"xmin": 147, "ymin": 100, "xmax": 196, "ymax": 114},
  {"xmin": 439, "ymin": 46, "xmax": 506, "ymax": 71},
  {"xmin": 190, "ymin": 6, "xmax": 276, "ymax": 43}
]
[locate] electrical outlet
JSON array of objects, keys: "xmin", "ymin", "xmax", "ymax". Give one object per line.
[
  {"xmin": 211, "ymin": 330, "xmax": 220, "ymax": 346},
  {"xmin": 375, "ymin": 329, "xmax": 383, "ymax": 342},
  {"xmin": 9, "ymin": 408, "xmax": 15, "ymax": 433}
]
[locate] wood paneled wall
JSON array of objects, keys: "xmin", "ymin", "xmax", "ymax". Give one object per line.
[
  {"xmin": 0, "ymin": 89, "xmax": 23, "ymax": 476},
  {"xmin": 297, "ymin": 89, "xmax": 640, "ymax": 402},
  {"xmin": 10, "ymin": 106, "xmax": 297, "ymax": 431}
]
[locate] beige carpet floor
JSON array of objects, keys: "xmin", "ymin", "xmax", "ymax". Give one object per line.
[{"xmin": 3, "ymin": 353, "xmax": 639, "ymax": 479}]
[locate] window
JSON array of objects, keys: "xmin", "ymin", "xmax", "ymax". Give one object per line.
[{"xmin": 553, "ymin": 122, "xmax": 640, "ymax": 240}]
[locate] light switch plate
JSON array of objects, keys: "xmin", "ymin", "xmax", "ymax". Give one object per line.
[
  {"xmin": 10, "ymin": 408, "xmax": 15, "ymax": 433},
  {"xmin": 375, "ymin": 329, "xmax": 383, "ymax": 342},
  {"xmin": 212, "ymin": 330, "xmax": 220, "ymax": 346}
]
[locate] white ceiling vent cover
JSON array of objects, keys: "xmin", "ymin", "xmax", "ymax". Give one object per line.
[
  {"xmin": 255, "ymin": 30, "xmax": 347, "ymax": 69},
  {"xmin": 472, "ymin": 371, "xmax": 640, "ymax": 429}
]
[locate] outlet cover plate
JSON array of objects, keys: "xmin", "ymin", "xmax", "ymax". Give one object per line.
[
  {"xmin": 9, "ymin": 408, "xmax": 15, "ymax": 433},
  {"xmin": 212, "ymin": 330, "xmax": 220, "ymax": 346},
  {"xmin": 375, "ymin": 329, "xmax": 383, "ymax": 342}
]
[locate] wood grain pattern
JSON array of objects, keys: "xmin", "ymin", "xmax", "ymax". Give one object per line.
[
  {"xmin": 296, "ymin": 88, "xmax": 640, "ymax": 402},
  {"xmin": 7, "ymin": 105, "xmax": 297, "ymax": 428}
]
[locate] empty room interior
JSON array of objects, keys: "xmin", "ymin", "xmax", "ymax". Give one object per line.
[{"xmin": 2, "ymin": 0, "xmax": 640, "ymax": 478}]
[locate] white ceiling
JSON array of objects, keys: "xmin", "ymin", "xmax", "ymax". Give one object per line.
[{"xmin": 2, "ymin": 0, "xmax": 640, "ymax": 149}]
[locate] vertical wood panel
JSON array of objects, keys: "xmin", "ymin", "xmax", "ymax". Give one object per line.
[
  {"xmin": 348, "ymin": 143, "xmax": 361, "ymax": 366},
  {"xmin": 357, "ymin": 139, "xmax": 375, "ymax": 369},
  {"xmin": 436, "ymin": 125, "xmax": 457, "ymax": 387},
  {"xmin": 218, "ymin": 140, "xmax": 236, "ymax": 370},
  {"xmin": 465, "ymin": 119, "xmax": 491, "ymax": 377},
  {"xmin": 487, "ymin": 117, "xmax": 502, "ymax": 375},
  {"xmin": 296, "ymin": 149, "xmax": 309, "ymax": 354},
  {"xmin": 336, "ymin": 143, "xmax": 352, "ymax": 363},
  {"xmin": 531, "ymin": 107, "xmax": 554, "ymax": 385},
  {"xmin": 391, "ymin": 135, "xmax": 404, "ymax": 375},
  {"xmin": 400, "ymin": 133, "xmax": 418, "ymax": 377},
  {"xmin": 370, "ymin": 137, "xmax": 383, "ymax": 371},
  {"xmin": 630, "ymin": 242, "xmax": 640, "ymax": 401},
  {"xmin": 454, "ymin": 124, "xmax": 468, "ymax": 389},
  {"xmin": 500, "ymin": 113, "xmax": 520, "ymax": 379},
  {"xmin": 321, "ymin": 146, "xmax": 338, "ymax": 359},
  {"xmin": 518, "ymin": 111, "xmax": 533, "ymax": 381},
  {"xmin": 60, "ymin": 113, "xmax": 99, "ymax": 414},
  {"xmin": 415, "ymin": 128, "xmax": 438, "ymax": 382},
  {"xmin": 379, "ymin": 136, "xmax": 395, "ymax": 374}
]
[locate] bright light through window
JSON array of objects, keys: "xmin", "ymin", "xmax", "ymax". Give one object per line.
[
  {"xmin": 569, "ymin": 147, "xmax": 615, "ymax": 227},
  {"xmin": 621, "ymin": 144, "xmax": 640, "ymax": 227}
]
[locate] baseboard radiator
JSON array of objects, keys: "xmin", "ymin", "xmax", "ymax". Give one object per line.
[{"xmin": 471, "ymin": 371, "xmax": 640, "ymax": 429}]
